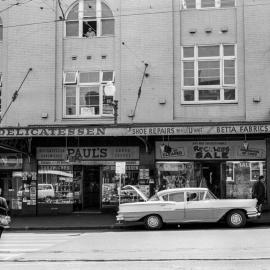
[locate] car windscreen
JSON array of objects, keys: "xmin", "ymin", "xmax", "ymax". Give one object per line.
[{"xmin": 148, "ymin": 194, "xmax": 160, "ymax": 201}]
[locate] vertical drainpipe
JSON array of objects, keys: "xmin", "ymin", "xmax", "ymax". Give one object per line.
[
  {"xmin": 242, "ymin": 0, "xmax": 246, "ymax": 121},
  {"xmin": 172, "ymin": 0, "xmax": 175, "ymax": 120},
  {"xmin": 54, "ymin": 0, "xmax": 58, "ymax": 122}
]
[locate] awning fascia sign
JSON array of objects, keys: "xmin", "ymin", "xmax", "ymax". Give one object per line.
[{"xmin": 0, "ymin": 124, "xmax": 270, "ymax": 137}]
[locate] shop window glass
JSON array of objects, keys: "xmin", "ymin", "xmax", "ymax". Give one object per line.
[
  {"xmin": 156, "ymin": 162, "xmax": 195, "ymax": 189},
  {"xmin": 201, "ymin": 0, "xmax": 215, "ymax": 8},
  {"xmin": 38, "ymin": 165, "xmax": 74, "ymax": 205},
  {"xmin": 183, "ymin": 62, "xmax": 194, "ymax": 86},
  {"xmin": 102, "ymin": 164, "xmax": 143, "ymax": 207},
  {"xmin": 226, "ymin": 161, "xmax": 266, "ymax": 199},
  {"xmin": 220, "ymin": 0, "xmax": 235, "ymax": 8}
]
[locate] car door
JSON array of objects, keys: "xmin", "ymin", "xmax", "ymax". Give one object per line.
[
  {"xmin": 184, "ymin": 191, "xmax": 215, "ymax": 222},
  {"xmin": 161, "ymin": 191, "xmax": 185, "ymax": 223}
]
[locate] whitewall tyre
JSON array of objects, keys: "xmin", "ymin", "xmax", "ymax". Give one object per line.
[
  {"xmin": 226, "ymin": 210, "xmax": 246, "ymax": 228},
  {"xmin": 144, "ymin": 215, "xmax": 163, "ymax": 230}
]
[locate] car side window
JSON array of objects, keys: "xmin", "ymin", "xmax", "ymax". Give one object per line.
[
  {"xmin": 187, "ymin": 191, "xmax": 205, "ymax": 201},
  {"xmin": 168, "ymin": 192, "xmax": 185, "ymax": 202}
]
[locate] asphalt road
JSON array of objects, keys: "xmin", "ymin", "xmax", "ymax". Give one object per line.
[{"xmin": 1, "ymin": 225, "xmax": 270, "ymax": 269}]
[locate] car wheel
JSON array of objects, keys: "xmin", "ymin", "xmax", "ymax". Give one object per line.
[
  {"xmin": 226, "ymin": 210, "xmax": 246, "ymax": 228},
  {"xmin": 45, "ymin": 196, "xmax": 53, "ymax": 203},
  {"xmin": 144, "ymin": 215, "xmax": 163, "ymax": 230}
]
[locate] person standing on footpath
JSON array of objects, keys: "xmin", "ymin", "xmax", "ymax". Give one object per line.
[
  {"xmin": 252, "ymin": 175, "xmax": 266, "ymax": 213},
  {"xmin": 0, "ymin": 187, "xmax": 9, "ymax": 239}
]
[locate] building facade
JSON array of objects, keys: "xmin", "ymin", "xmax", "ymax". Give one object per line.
[{"xmin": 0, "ymin": 0, "xmax": 269, "ymax": 215}]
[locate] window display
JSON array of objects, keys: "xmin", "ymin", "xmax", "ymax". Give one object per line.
[
  {"xmin": 226, "ymin": 161, "xmax": 266, "ymax": 199},
  {"xmin": 38, "ymin": 165, "xmax": 74, "ymax": 204},
  {"xmin": 156, "ymin": 162, "xmax": 195, "ymax": 189},
  {"xmin": 102, "ymin": 164, "xmax": 142, "ymax": 207}
]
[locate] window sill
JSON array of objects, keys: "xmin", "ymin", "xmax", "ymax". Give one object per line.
[
  {"xmin": 180, "ymin": 7, "xmax": 235, "ymax": 11},
  {"xmin": 64, "ymin": 35, "xmax": 115, "ymax": 40},
  {"xmin": 181, "ymin": 100, "xmax": 238, "ymax": 105},
  {"xmin": 62, "ymin": 115, "xmax": 114, "ymax": 120}
]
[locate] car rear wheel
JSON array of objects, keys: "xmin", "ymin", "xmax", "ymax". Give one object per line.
[
  {"xmin": 45, "ymin": 196, "xmax": 53, "ymax": 203},
  {"xmin": 144, "ymin": 215, "xmax": 163, "ymax": 230},
  {"xmin": 226, "ymin": 210, "xmax": 246, "ymax": 228}
]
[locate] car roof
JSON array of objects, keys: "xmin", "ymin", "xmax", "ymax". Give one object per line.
[{"xmin": 157, "ymin": 187, "xmax": 208, "ymax": 196}]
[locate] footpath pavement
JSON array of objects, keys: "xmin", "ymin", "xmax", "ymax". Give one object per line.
[{"xmin": 6, "ymin": 210, "xmax": 270, "ymax": 231}]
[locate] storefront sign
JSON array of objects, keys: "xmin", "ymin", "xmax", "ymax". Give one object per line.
[
  {"xmin": 115, "ymin": 162, "xmax": 126, "ymax": 174},
  {"xmin": 36, "ymin": 147, "xmax": 139, "ymax": 161},
  {"xmin": 156, "ymin": 141, "xmax": 266, "ymax": 160},
  {"xmin": 1, "ymin": 124, "xmax": 270, "ymax": 138},
  {"xmin": 0, "ymin": 153, "xmax": 22, "ymax": 169}
]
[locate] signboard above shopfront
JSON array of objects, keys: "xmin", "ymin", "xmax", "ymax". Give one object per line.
[
  {"xmin": 36, "ymin": 147, "xmax": 139, "ymax": 161},
  {"xmin": 156, "ymin": 141, "xmax": 266, "ymax": 160},
  {"xmin": 1, "ymin": 123, "xmax": 270, "ymax": 138}
]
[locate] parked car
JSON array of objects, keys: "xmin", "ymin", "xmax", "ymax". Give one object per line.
[
  {"xmin": 17, "ymin": 184, "xmax": 55, "ymax": 203},
  {"xmin": 116, "ymin": 186, "xmax": 260, "ymax": 230}
]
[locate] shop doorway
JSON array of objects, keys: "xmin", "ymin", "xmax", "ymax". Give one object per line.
[
  {"xmin": 83, "ymin": 166, "xmax": 100, "ymax": 209},
  {"xmin": 200, "ymin": 162, "xmax": 221, "ymax": 198}
]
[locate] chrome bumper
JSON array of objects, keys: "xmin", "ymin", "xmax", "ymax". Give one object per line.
[
  {"xmin": 247, "ymin": 211, "xmax": 261, "ymax": 218},
  {"xmin": 116, "ymin": 214, "xmax": 124, "ymax": 221}
]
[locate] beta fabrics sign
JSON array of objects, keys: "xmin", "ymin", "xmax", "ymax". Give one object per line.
[{"xmin": 156, "ymin": 141, "xmax": 266, "ymax": 160}]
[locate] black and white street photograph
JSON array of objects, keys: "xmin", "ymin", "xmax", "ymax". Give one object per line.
[{"xmin": 0, "ymin": 0, "xmax": 270, "ymax": 269}]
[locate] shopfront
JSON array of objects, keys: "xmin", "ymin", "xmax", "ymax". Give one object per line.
[
  {"xmin": 155, "ymin": 140, "xmax": 266, "ymax": 199},
  {"xmin": 34, "ymin": 146, "xmax": 141, "ymax": 214}
]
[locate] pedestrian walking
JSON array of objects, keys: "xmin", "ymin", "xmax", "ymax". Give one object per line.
[
  {"xmin": 252, "ymin": 175, "xmax": 266, "ymax": 213},
  {"xmin": 0, "ymin": 187, "xmax": 9, "ymax": 239}
]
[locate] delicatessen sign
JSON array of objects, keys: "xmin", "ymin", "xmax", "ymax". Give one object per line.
[{"xmin": 156, "ymin": 141, "xmax": 266, "ymax": 160}]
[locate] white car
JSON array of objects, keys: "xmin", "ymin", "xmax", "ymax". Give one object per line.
[
  {"xmin": 116, "ymin": 186, "xmax": 260, "ymax": 230},
  {"xmin": 18, "ymin": 184, "xmax": 55, "ymax": 203}
]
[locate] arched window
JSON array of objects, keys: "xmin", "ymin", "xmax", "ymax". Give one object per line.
[
  {"xmin": 0, "ymin": 18, "xmax": 3, "ymax": 41},
  {"xmin": 66, "ymin": 0, "xmax": 114, "ymax": 37}
]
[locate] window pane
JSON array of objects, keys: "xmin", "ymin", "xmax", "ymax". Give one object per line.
[
  {"xmin": 224, "ymin": 45, "xmax": 235, "ymax": 56},
  {"xmin": 198, "ymin": 89, "xmax": 220, "ymax": 100},
  {"xmin": 201, "ymin": 0, "xmax": 216, "ymax": 8},
  {"xmin": 183, "ymin": 90, "xmax": 195, "ymax": 101},
  {"xmin": 84, "ymin": 0, "xmax": 96, "ymax": 18},
  {"xmin": 220, "ymin": 0, "xmax": 235, "ymax": 7},
  {"xmin": 83, "ymin": 21, "xmax": 97, "ymax": 37},
  {"xmin": 182, "ymin": 0, "xmax": 196, "ymax": 8},
  {"xmin": 101, "ymin": 19, "xmax": 114, "ymax": 35},
  {"xmin": 102, "ymin": 71, "xmax": 114, "ymax": 82},
  {"xmin": 198, "ymin": 61, "xmax": 220, "ymax": 85},
  {"xmin": 64, "ymin": 72, "xmax": 77, "ymax": 83},
  {"xmin": 80, "ymin": 86, "xmax": 100, "ymax": 115},
  {"xmin": 66, "ymin": 21, "xmax": 79, "ymax": 36},
  {"xmin": 183, "ymin": 47, "xmax": 194, "ymax": 58},
  {"xmin": 168, "ymin": 192, "xmax": 184, "ymax": 202},
  {"xmin": 66, "ymin": 86, "xmax": 76, "ymax": 115},
  {"xmin": 183, "ymin": 62, "xmax": 194, "ymax": 86},
  {"xmin": 80, "ymin": 72, "xmax": 99, "ymax": 83},
  {"xmin": 0, "ymin": 25, "xmax": 3, "ymax": 41},
  {"xmin": 102, "ymin": 2, "xmax": 113, "ymax": 17},
  {"xmin": 198, "ymin": 46, "xmax": 219, "ymax": 57},
  {"xmin": 224, "ymin": 89, "xmax": 235, "ymax": 100},
  {"xmin": 224, "ymin": 60, "xmax": 235, "ymax": 84},
  {"xmin": 67, "ymin": 4, "xmax": 78, "ymax": 20}
]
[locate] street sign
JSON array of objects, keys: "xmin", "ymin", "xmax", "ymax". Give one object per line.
[{"xmin": 115, "ymin": 162, "xmax": 126, "ymax": 174}]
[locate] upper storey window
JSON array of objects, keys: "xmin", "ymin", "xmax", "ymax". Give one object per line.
[
  {"xmin": 181, "ymin": 44, "xmax": 237, "ymax": 104},
  {"xmin": 0, "ymin": 18, "xmax": 3, "ymax": 41},
  {"xmin": 66, "ymin": 0, "xmax": 114, "ymax": 37},
  {"xmin": 181, "ymin": 0, "xmax": 235, "ymax": 9}
]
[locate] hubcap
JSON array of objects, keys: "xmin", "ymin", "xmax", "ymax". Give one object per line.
[
  {"xmin": 148, "ymin": 216, "xmax": 159, "ymax": 228},
  {"xmin": 231, "ymin": 213, "xmax": 242, "ymax": 225}
]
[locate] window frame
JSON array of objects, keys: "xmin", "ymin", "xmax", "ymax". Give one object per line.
[
  {"xmin": 65, "ymin": 0, "xmax": 114, "ymax": 38},
  {"xmin": 181, "ymin": 44, "xmax": 237, "ymax": 104},
  {"xmin": 63, "ymin": 70, "xmax": 115, "ymax": 118},
  {"xmin": 181, "ymin": 0, "xmax": 235, "ymax": 10}
]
